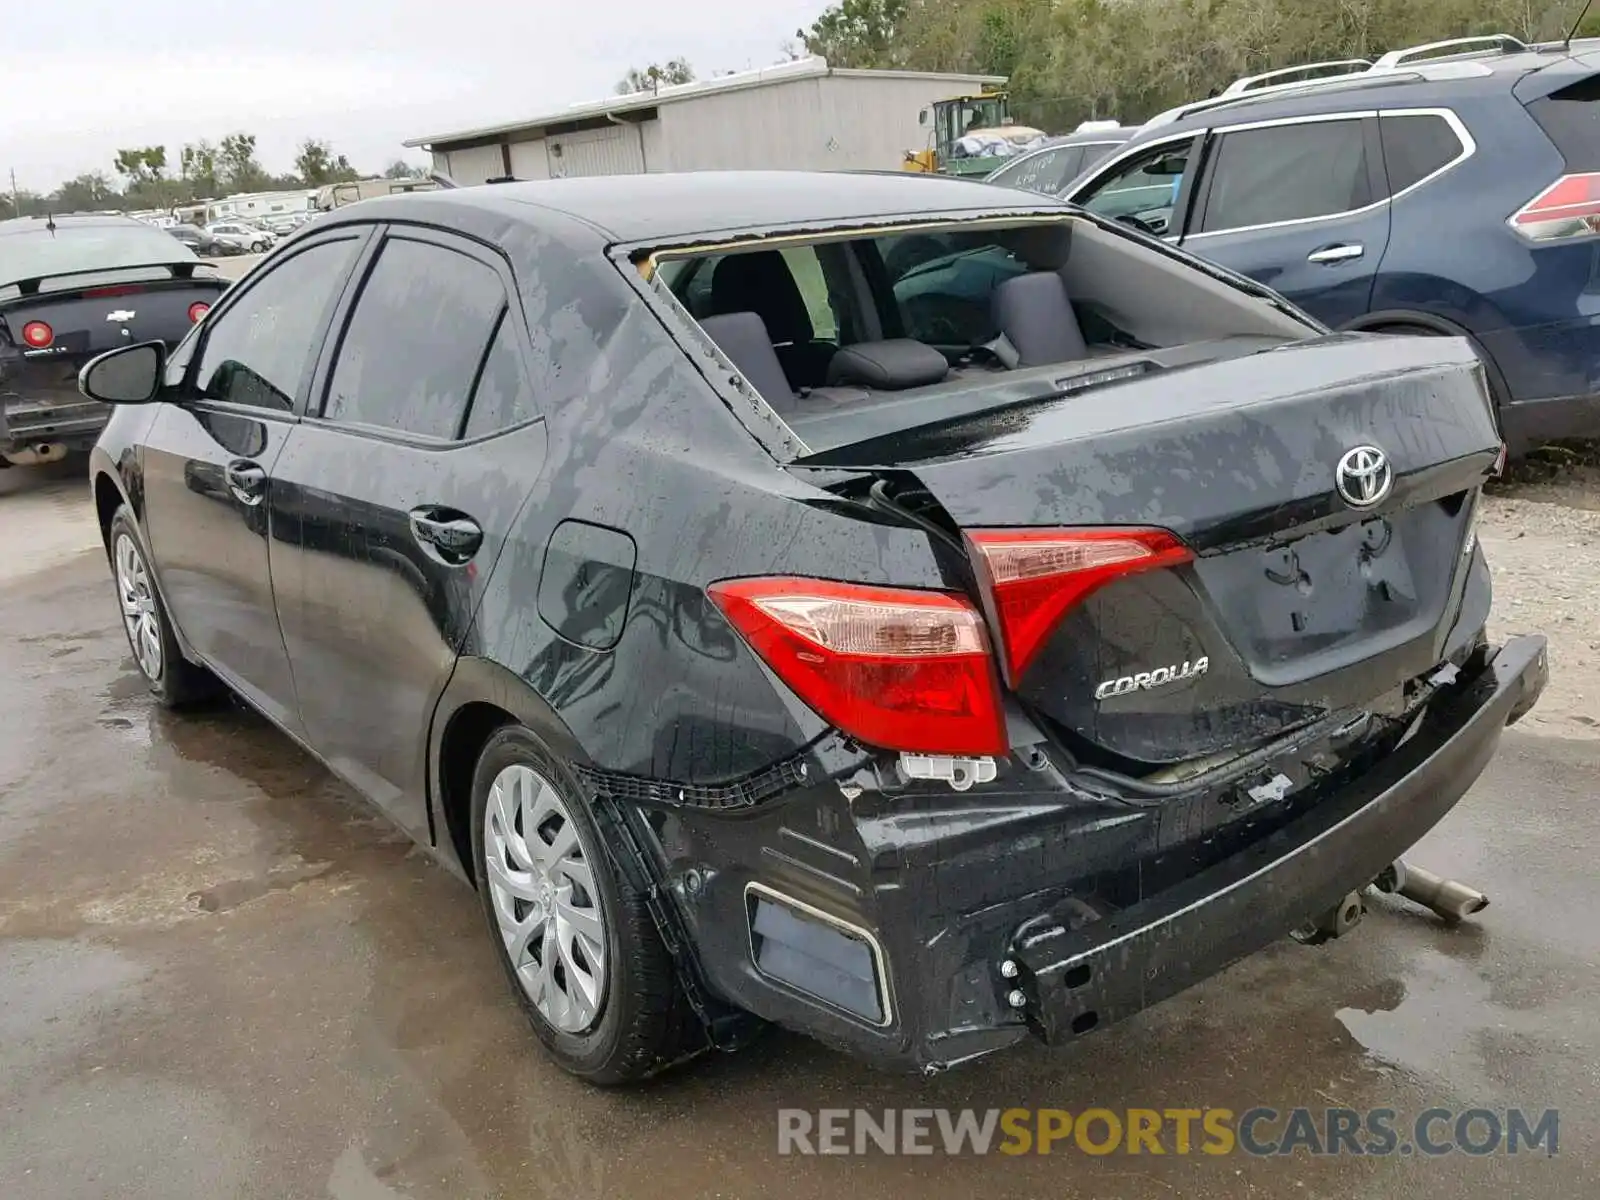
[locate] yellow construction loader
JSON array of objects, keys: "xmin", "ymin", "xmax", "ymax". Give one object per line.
[{"xmin": 902, "ymin": 89, "xmax": 1048, "ymax": 176}]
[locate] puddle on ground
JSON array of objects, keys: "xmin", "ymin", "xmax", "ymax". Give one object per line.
[{"xmin": 187, "ymin": 858, "xmax": 334, "ymax": 914}]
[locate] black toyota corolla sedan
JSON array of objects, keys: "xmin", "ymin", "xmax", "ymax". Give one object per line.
[{"xmin": 80, "ymin": 171, "xmax": 1546, "ymax": 1085}]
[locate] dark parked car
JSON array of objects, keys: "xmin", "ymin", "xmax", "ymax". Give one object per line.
[
  {"xmin": 1061, "ymin": 35, "xmax": 1600, "ymax": 450},
  {"xmin": 82, "ymin": 172, "xmax": 1545, "ymax": 1085},
  {"xmin": 982, "ymin": 123, "xmax": 1137, "ymax": 196},
  {"xmin": 165, "ymin": 222, "xmax": 237, "ymax": 258},
  {"xmin": 0, "ymin": 214, "xmax": 225, "ymax": 466}
]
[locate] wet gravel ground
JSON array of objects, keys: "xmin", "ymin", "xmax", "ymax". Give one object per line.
[{"xmin": 2, "ymin": 459, "xmax": 1597, "ymax": 1199}]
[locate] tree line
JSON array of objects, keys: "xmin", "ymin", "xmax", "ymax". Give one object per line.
[
  {"xmin": 795, "ymin": 0, "xmax": 1600, "ymax": 132},
  {"xmin": 4, "ymin": 134, "xmax": 427, "ymax": 221}
]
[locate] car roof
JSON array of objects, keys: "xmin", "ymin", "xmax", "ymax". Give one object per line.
[
  {"xmin": 0, "ymin": 213, "xmax": 153, "ymax": 238},
  {"xmin": 345, "ymin": 170, "xmax": 1068, "ymax": 244},
  {"xmin": 1138, "ymin": 42, "xmax": 1598, "ymax": 138},
  {"xmin": 1043, "ymin": 127, "xmax": 1138, "ymax": 146}
]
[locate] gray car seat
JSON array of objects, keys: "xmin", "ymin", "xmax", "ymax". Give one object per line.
[
  {"xmin": 990, "ymin": 271, "xmax": 1089, "ymax": 367},
  {"xmin": 697, "ymin": 312, "xmax": 797, "ymax": 413},
  {"xmin": 708, "ymin": 251, "xmax": 836, "ymax": 387}
]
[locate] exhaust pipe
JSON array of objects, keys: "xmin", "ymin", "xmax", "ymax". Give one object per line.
[
  {"xmin": 1372, "ymin": 859, "xmax": 1489, "ymax": 923},
  {"xmin": 2, "ymin": 442, "xmax": 68, "ymax": 467}
]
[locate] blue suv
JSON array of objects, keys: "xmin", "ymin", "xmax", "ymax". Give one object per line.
[{"xmin": 1055, "ymin": 35, "xmax": 1600, "ymax": 450}]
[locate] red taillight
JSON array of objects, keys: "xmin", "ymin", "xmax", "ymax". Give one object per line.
[
  {"xmin": 83, "ymin": 285, "xmax": 142, "ymax": 298},
  {"xmin": 967, "ymin": 527, "xmax": 1193, "ymax": 681},
  {"xmin": 1509, "ymin": 172, "xmax": 1600, "ymax": 242},
  {"xmin": 707, "ymin": 577, "xmax": 1007, "ymax": 755},
  {"xmin": 188, "ymin": 302, "xmax": 210, "ymax": 323},
  {"xmin": 20, "ymin": 320, "xmax": 53, "ymax": 348}
]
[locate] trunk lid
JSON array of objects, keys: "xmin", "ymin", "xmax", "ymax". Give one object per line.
[{"xmin": 796, "ymin": 333, "xmax": 1500, "ymax": 765}]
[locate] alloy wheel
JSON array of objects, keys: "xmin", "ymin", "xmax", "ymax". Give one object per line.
[
  {"xmin": 113, "ymin": 532, "xmax": 162, "ymax": 681},
  {"xmin": 483, "ymin": 763, "xmax": 608, "ymax": 1033}
]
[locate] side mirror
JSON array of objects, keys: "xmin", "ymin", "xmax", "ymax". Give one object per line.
[{"xmin": 79, "ymin": 341, "xmax": 166, "ymax": 405}]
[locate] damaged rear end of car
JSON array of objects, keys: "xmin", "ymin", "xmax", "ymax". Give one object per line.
[{"xmin": 595, "ymin": 202, "xmax": 1548, "ymax": 1073}]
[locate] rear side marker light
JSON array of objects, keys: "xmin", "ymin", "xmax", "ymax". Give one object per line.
[
  {"xmin": 188, "ymin": 302, "xmax": 211, "ymax": 323},
  {"xmin": 707, "ymin": 577, "xmax": 1007, "ymax": 756},
  {"xmin": 967, "ymin": 527, "xmax": 1194, "ymax": 681},
  {"xmin": 1510, "ymin": 173, "xmax": 1600, "ymax": 242},
  {"xmin": 21, "ymin": 320, "xmax": 53, "ymax": 348}
]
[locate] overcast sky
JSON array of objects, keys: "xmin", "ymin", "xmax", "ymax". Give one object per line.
[{"xmin": 1, "ymin": 0, "xmax": 828, "ymax": 191}]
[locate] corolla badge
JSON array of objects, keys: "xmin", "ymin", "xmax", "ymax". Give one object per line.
[
  {"xmin": 1335, "ymin": 445, "xmax": 1392, "ymax": 509},
  {"xmin": 1095, "ymin": 657, "xmax": 1209, "ymax": 700}
]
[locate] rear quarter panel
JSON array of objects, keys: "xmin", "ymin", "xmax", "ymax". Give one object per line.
[
  {"xmin": 465, "ymin": 289, "xmax": 955, "ymax": 784},
  {"xmin": 1371, "ymin": 94, "xmax": 1593, "ymax": 402}
]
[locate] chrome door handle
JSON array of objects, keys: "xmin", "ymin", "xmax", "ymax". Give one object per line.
[
  {"xmin": 225, "ymin": 460, "xmax": 266, "ymax": 505},
  {"xmin": 409, "ymin": 507, "xmax": 482, "ymax": 565},
  {"xmin": 1307, "ymin": 243, "xmax": 1364, "ymax": 264}
]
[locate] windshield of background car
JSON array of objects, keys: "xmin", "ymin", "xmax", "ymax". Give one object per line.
[
  {"xmin": 0, "ymin": 219, "xmax": 197, "ymax": 290},
  {"xmin": 1075, "ymin": 141, "xmax": 1193, "ymax": 235}
]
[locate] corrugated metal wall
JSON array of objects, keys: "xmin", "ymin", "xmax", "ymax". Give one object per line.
[
  {"xmin": 652, "ymin": 78, "xmax": 827, "ymax": 171},
  {"xmin": 815, "ymin": 76, "xmax": 972, "ymax": 172},
  {"xmin": 546, "ymin": 125, "xmax": 647, "ymax": 177},
  {"xmin": 443, "ymin": 144, "xmax": 506, "ymax": 185},
  {"xmin": 427, "ymin": 73, "xmax": 992, "ymax": 183},
  {"xmin": 654, "ymin": 75, "xmax": 980, "ymax": 173},
  {"xmin": 508, "ymin": 140, "xmax": 552, "ymax": 180}
]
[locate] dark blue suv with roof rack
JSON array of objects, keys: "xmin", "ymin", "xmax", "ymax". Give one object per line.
[{"xmin": 1057, "ymin": 34, "xmax": 1600, "ymax": 450}]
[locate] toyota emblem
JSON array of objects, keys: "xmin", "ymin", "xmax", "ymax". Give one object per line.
[{"xmin": 1335, "ymin": 445, "xmax": 1393, "ymax": 509}]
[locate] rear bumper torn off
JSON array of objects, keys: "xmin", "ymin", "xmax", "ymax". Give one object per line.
[
  {"xmin": 1011, "ymin": 634, "xmax": 1548, "ymax": 1046},
  {"xmin": 664, "ymin": 636, "xmax": 1546, "ymax": 1071}
]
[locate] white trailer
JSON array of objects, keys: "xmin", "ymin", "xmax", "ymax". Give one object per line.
[{"xmin": 206, "ymin": 190, "xmax": 317, "ymax": 223}]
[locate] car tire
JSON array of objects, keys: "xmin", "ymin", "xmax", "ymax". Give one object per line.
[
  {"xmin": 250, "ymin": 240, "xmax": 266, "ymax": 253},
  {"xmin": 469, "ymin": 724, "xmax": 702, "ymax": 1085},
  {"xmin": 107, "ymin": 506, "xmax": 221, "ymax": 708}
]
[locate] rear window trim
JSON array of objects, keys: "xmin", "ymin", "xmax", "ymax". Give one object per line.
[
  {"xmin": 623, "ymin": 213, "xmax": 1084, "ymax": 466},
  {"xmin": 615, "ymin": 209, "xmax": 1314, "ymax": 465},
  {"xmin": 1185, "ymin": 107, "xmax": 1475, "ymax": 242}
]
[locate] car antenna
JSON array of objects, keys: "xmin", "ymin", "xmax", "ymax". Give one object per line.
[{"xmin": 1565, "ymin": 0, "xmax": 1596, "ymax": 48}]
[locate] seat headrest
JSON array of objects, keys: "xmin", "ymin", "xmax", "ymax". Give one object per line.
[
  {"xmin": 710, "ymin": 251, "xmax": 814, "ymax": 345},
  {"xmin": 824, "ymin": 339, "xmax": 950, "ymax": 391},
  {"xmin": 990, "ymin": 271, "xmax": 1088, "ymax": 368},
  {"xmin": 697, "ymin": 312, "xmax": 796, "ymax": 412}
]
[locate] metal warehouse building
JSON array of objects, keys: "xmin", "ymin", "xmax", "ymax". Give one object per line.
[{"xmin": 404, "ymin": 57, "xmax": 1005, "ymax": 184}]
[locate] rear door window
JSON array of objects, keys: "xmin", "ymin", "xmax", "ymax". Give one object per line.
[
  {"xmin": 321, "ymin": 236, "xmax": 506, "ymax": 440},
  {"xmin": 462, "ymin": 311, "xmax": 539, "ymax": 438},
  {"xmin": 1197, "ymin": 118, "xmax": 1373, "ymax": 233},
  {"xmin": 1379, "ymin": 113, "xmax": 1466, "ymax": 194}
]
